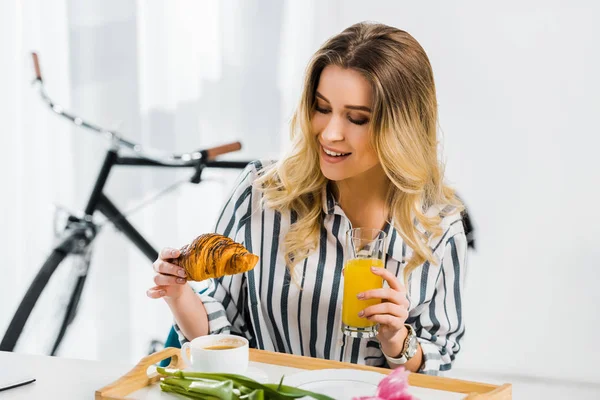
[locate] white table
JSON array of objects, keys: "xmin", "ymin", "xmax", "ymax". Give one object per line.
[
  {"xmin": 1, "ymin": 350, "xmax": 131, "ymax": 399},
  {"xmin": 445, "ymin": 368, "xmax": 600, "ymax": 400},
  {"xmin": 1, "ymin": 350, "xmax": 599, "ymax": 399}
]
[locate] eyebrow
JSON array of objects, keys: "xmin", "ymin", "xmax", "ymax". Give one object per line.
[{"xmin": 316, "ymin": 91, "xmax": 371, "ymax": 113}]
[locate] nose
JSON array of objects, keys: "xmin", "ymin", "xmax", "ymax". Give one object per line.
[{"xmin": 320, "ymin": 115, "xmax": 344, "ymax": 143}]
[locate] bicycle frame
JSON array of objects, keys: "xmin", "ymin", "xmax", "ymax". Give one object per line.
[
  {"xmin": 87, "ymin": 148, "xmax": 249, "ymax": 262},
  {"xmin": 0, "ymin": 53, "xmax": 251, "ymax": 354}
]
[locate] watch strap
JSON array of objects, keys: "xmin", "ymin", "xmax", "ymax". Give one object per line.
[{"xmin": 383, "ymin": 324, "xmax": 415, "ymax": 365}]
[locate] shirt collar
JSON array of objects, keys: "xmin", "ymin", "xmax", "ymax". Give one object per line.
[
  {"xmin": 320, "ymin": 185, "xmax": 459, "ymax": 264},
  {"xmin": 322, "ymin": 184, "xmax": 406, "ymax": 263},
  {"xmin": 321, "ymin": 183, "xmax": 338, "ymax": 215},
  {"xmin": 382, "ymin": 220, "xmax": 406, "ymax": 264}
]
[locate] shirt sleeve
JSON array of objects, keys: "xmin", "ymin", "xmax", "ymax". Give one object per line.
[
  {"xmin": 174, "ymin": 161, "xmax": 258, "ymax": 344},
  {"xmin": 416, "ymin": 232, "xmax": 467, "ymax": 375}
]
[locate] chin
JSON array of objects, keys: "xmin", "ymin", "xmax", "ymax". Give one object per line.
[{"xmin": 320, "ymin": 161, "xmax": 349, "ymax": 181}]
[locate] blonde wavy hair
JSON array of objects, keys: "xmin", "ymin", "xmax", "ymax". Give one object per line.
[{"xmin": 255, "ymin": 22, "xmax": 463, "ymax": 282}]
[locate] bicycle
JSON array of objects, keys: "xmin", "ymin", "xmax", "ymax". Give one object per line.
[{"xmin": 0, "ymin": 53, "xmax": 252, "ymax": 356}]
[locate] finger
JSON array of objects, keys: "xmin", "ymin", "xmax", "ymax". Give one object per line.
[
  {"xmin": 366, "ymin": 314, "xmax": 404, "ymax": 331},
  {"xmin": 153, "ymin": 259, "xmax": 185, "ymax": 277},
  {"xmin": 154, "ymin": 274, "xmax": 187, "ymax": 286},
  {"xmin": 370, "ymin": 266, "xmax": 404, "ymax": 292},
  {"xmin": 360, "ymin": 288, "xmax": 408, "ymax": 306},
  {"xmin": 153, "ymin": 259, "xmax": 187, "ymax": 278},
  {"xmin": 361, "ymin": 303, "xmax": 408, "ymax": 320},
  {"xmin": 159, "ymin": 247, "xmax": 181, "ymax": 260},
  {"xmin": 146, "ymin": 286, "xmax": 167, "ymax": 299}
]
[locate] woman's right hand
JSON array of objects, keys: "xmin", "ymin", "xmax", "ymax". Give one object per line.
[{"xmin": 146, "ymin": 247, "xmax": 188, "ymax": 300}]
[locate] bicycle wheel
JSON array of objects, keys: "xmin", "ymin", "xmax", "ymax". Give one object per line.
[
  {"xmin": 1, "ymin": 242, "xmax": 89, "ymax": 355},
  {"xmin": 50, "ymin": 267, "xmax": 90, "ymax": 356}
]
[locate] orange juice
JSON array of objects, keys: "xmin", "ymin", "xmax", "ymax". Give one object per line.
[{"xmin": 342, "ymin": 258, "xmax": 384, "ymax": 328}]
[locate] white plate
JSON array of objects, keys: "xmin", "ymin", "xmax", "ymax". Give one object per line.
[{"xmin": 281, "ymin": 369, "xmax": 386, "ymax": 399}]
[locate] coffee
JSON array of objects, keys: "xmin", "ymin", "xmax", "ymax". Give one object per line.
[
  {"xmin": 203, "ymin": 344, "xmax": 240, "ymax": 350},
  {"xmin": 181, "ymin": 334, "xmax": 249, "ymax": 374}
]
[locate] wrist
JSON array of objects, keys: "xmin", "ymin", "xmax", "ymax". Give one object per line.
[
  {"xmin": 382, "ymin": 324, "xmax": 418, "ymax": 365},
  {"xmin": 166, "ymin": 284, "xmax": 210, "ymax": 338},
  {"xmin": 380, "ymin": 325, "xmax": 409, "ymax": 358},
  {"xmin": 165, "ymin": 283, "xmax": 192, "ymax": 304}
]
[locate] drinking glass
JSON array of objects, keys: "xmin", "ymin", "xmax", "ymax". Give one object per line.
[{"xmin": 342, "ymin": 228, "xmax": 387, "ymax": 338}]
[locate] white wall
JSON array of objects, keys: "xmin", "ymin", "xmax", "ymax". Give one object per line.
[{"xmin": 321, "ymin": 0, "xmax": 600, "ymax": 384}]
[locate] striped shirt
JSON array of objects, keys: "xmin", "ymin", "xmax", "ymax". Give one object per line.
[{"xmin": 175, "ymin": 160, "xmax": 467, "ymax": 375}]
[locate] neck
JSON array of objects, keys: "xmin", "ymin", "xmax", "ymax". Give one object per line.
[{"xmin": 333, "ymin": 165, "xmax": 390, "ymax": 230}]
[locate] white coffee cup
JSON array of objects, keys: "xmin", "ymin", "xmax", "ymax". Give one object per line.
[{"xmin": 180, "ymin": 334, "xmax": 249, "ymax": 374}]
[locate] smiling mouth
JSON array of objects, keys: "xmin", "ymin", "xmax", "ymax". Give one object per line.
[{"xmin": 322, "ymin": 147, "xmax": 351, "ymax": 157}]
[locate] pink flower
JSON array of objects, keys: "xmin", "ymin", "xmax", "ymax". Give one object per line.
[
  {"xmin": 376, "ymin": 367, "xmax": 412, "ymax": 399},
  {"xmin": 353, "ymin": 397, "xmax": 384, "ymax": 400},
  {"xmin": 354, "ymin": 367, "xmax": 416, "ymax": 400}
]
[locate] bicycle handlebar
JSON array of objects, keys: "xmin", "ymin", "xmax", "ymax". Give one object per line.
[
  {"xmin": 32, "ymin": 53, "xmax": 42, "ymax": 82},
  {"xmin": 30, "ymin": 52, "xmax": 242, "ymax": 167},
  {"xmin": 205, "ymin": 142, "xmax": 242, "ymax": 159}
]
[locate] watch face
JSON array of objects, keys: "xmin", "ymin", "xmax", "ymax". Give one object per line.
[{"xmin": 407, "ymin": 335, "xmax": 418, "ymax": 358}]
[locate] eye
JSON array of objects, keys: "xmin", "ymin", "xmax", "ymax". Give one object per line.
[
  {"xmin": 348, "ymin": 115, "xmax": 369, "ymax": 126},
  {"xmin": 315, "ymin": 105, "xmax": 331, "ymax": 114}
]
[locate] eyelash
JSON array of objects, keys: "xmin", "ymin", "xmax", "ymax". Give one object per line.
[{"xmin": 315, "ymin": 106, "xmax": 369, "ymax": 126}]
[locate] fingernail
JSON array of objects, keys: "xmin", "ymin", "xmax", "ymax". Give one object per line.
[
  {"xmin": 171, "ymin": 249, "xmax": 178, "ymax": 257},
  {"xmin": 177, "ymin": 278, "xmax": 185, "ymax": 284},
  {"xmin": 357, "ymin": 292, "xmax": 364, "ymax": 299},
  {"xmin": 358, "ymin": 310, "xmax": 365, "ymax": 317},
  {"xmin": 178, "ymin": 269, "xmax": 187, "ymax": 277},
  {"xmin": 371, "ymin": 266, "xmax": 377, "ymax": 272},
  {"xmin": 159, "ymin": 290, "xmax": 166, "ymax": 296}
]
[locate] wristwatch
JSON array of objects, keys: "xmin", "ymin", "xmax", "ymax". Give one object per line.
[{"xmin": 383, "ymin": 324, "xmax": 418, "ymax": 365}]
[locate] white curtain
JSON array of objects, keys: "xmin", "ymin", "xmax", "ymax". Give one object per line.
[
  {"xmin": 0, "ymin": 0, "xmax": 76, "ymax": 354},
  {"xmin": 0, "ymin": 0, "xmax": 331, "ymax": 364}
]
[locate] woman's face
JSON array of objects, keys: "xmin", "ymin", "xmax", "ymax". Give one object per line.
[{"xmin": 312, "ymin": 65, "xmax": 380, "ymax": 182}]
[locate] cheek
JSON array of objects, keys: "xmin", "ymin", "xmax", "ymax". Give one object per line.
[
  {"xmin": 349, "ymin": 129, "xmax": 374, "ymax": 155},
  {"xmin": 365, "ymin": 140, "xmax": 379, "ymax": 162},
  {"xmin": 350, "ymin": 130, "xmax": 379, "ymax": 165},
  {"xmin": 311, "ymin": 113, "xmax": 326, "ymax": 135}
]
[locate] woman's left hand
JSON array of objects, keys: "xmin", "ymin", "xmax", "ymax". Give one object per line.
[{"xmin": 358, "ymin": 266, "xmax": 410, "ymax": 352}]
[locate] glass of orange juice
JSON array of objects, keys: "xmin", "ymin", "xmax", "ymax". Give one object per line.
[{"xmin": 342, "ymin": 228, "xmax": 387, "ymax": 338}]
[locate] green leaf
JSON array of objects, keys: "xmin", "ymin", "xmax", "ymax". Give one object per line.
[
  {"xmin": 156, "ymin": 368, "xmax": 335, "ymax": 400},
  {"xmin": 162, "ymin": 377, "xmax": 234, "ymax": 400},
  {"xmin": 160, "ymin": 381, "xmax": 220, "ymax": 399},
  {"xmin": 159, "ymin": 371, "xmax": 286, "ymax": 399},
  {"xmin": 239, "ymin": 389, "xmax": 265, "ymax": 400}
]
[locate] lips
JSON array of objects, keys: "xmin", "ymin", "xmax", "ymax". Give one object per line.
[
  {"xmin": 321, "ymin": 145, "xmax": 351, "ymax": 157},
  {"xmin": 320, "ymin": 145, "xmax": 351, "ymax": 164}
]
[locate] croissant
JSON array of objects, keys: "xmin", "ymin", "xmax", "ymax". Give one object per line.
[{"xmin": 177, "ymin": 233, "xmax": 259, "ymax": 281}]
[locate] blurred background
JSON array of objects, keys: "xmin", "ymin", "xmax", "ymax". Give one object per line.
[{"xmin": 1, "ymin": 0, "xmax": 599, "ymax": 396}]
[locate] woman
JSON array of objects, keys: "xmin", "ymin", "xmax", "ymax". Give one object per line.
[{"xmin": 147, "ymin": 22, "xmax": 467, "ymax": 375}]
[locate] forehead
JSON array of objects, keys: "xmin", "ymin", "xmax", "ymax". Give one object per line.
[{"xmin": 317, "ymin": 65, "xmax": 372, "ymax": 107}]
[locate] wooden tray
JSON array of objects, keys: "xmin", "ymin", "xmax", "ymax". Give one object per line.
[{"xmin": 95, "ymin": 347, "xmax": 511, "ymax": 400}]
